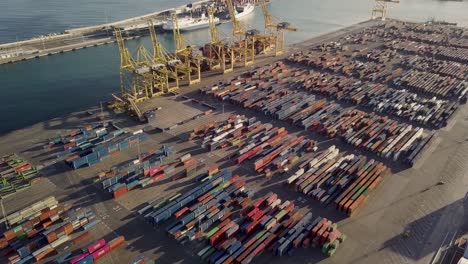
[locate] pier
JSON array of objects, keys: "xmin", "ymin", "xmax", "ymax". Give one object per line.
[{"xmin": 0, "ymin": 0, "xmax": 214, "ymax": 65}]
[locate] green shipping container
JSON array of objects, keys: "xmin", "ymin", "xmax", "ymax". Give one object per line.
[
  {"xmin": 205, "ymin": 227, "xmax": 219, "ymax": 238},
  {"xmin": 322, "ymin": 242, "xmax": 330, "ymax": 254},
  {"xmin": 255, "ymin": 230, "xmax": 267, "ymax": 240}
]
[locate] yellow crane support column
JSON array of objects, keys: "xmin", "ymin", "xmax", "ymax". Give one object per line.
[
  {"xmin": 259, "ymin": 0, "xmax": 297, "ymax": 56},
  {"xmin": 148, "ymin": 20, "xmax": 175, "ymax": 95},
  {"xmin": 226, "ymin": 0, "xmax": 254, "ymax": 66},
  {"xmin": 115, "ymin": 29, "xmax": 135, "ymax": 96},
  {"xmin": 172, "ymin": 14, "xmax": 202, "ymax": 86},
  {"xmin": 207, "ymin": 5, "xmax": 234, "ymax": 73},
  {"xmin": 133, "ymin": 46, "xmax": 153, "ymax": 101},
  {"xmin": 371, "ymin": 0, "xmax": 400, "ymax": 21},
  {"xmin": 244, "ymin": 32, "xmax": 256, "ymax": 66}
]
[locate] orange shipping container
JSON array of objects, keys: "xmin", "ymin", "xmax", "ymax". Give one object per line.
[
  {"xmin": 46, "ymin": 232, "xmax": 57, "ymax": 243},
  {"xmin": 108, "ymin": 236, "xmax": 125, "ymax": 250},
  {"xmin": 35, "ymin": 247, "xmax": 55, "ymax": 261},
  {"xmin": 72, "ymin": 231, "xmax": 90, "ymax": 245},
  {"xmin": 43, "ymin": 220, "xmax": 53, "ymax": 229},
  {"xmin": 0, "ymin": 238, "xmax": 8, "ymax": 249},
  {"xmin": 3, "ymin": 230, "xmax": 16, "ymax": 241},
  {"xmin": 64, "ymin": 223, "xmax": 74, "ymax": 235},
  {"xmin": 27, "ymin": 229, "xmax": 38, "ymax": 238}
]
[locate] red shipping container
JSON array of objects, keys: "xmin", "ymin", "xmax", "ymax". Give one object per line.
[
  {"xmin": 87, "ymin": 239, "xmax": 106, "ymax": 253},
  {"xmin": 113, "ymin": 187, "xmax": 128, "ymax": 198},
  {"xmin": 175, "ymin": 207, "xmax": 189, "ymax": 219},
  {"xmin": 71, "ymin": 253, "xmax": 89, "ymax": 264},
  {"xmin": 151, "ymin": 173, "xmax": 165, "ymax": 182},
  {"xmin": 92, "ymin": 245, "xmax": 110, "ymax": 260}
]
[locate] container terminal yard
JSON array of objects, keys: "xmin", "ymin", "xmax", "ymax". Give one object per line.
[{"xmin": 0, "ymin": 1, "xmax": 468, "ymax": 264}]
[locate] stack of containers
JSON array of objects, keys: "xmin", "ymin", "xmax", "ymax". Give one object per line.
[
  {"xmin": 202, "ymin": 75, "xmax": 433, "ymax": 166},
  {"xmin": 67, "ymin": 130, "xmax": 150, "ymax": 169},
  {"xmin": 285, "ymin": 53, "xmax": 460, "ymax": 128},
  {"xmin": 190, "ymin": 116, "xmax": 316, "ymax": 175},
  {"xmin": 98, "ymin": 145, "xmax": 174, "ymax": 198},
  {"xmin": 2, "ymin": 203, "xmax": 98, "ymax": 263},
  {"xmin": 287, "ymin": 146, "xmax": 391, "ymax": 215},
  {"xmin": 48, "ymin": 124, "xmax": 150, "ymax": 169},
  {"xmin": 1, "ymin": 202, "xmax": 99, "ymax": 263},
  {"xmin": 184, "ymin": 158, "xmax": 197, "ymax": 179},
  {"xmin": 0, "ymin": 154, "xmax": 38, "ymax": 196},
  {"xmin": 69, "ymin": 236, "xmax": 125, "ymax": 264},
  {"xmin": 141, "ymin": 177, "xmax": 346, "ymax": 263},
  {"xmin": 1, "ymin": 196, "xmax": 58, "ymax": 229}
]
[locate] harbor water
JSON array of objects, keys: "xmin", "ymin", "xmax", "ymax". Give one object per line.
[{"xmin": 0, "ymin": 0, "xmax": 467, "ymax": 134}]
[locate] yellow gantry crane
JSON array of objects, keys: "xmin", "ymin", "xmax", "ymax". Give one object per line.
[
  {"xmin": 371, "ymin": 0, "xmax": 400, "ymax": 21},
  {"xmin": 207, "ymin": 5, "xmax": 234, "ymax": 73},
  {"xmin": 148, "ymin": 19, "xmax": 180, "ymax": 95},
  {"xmin": 226, "ymin": 0, "xmax": 256, "ymax": 66},
  {"xmin": 115, "ymin": 28, "xmax": 151, "ymax": 102},
  {"xmin": 171, "ymin": 13, "xmax": 202, "ymax": 85},
  {"xmin": 259, "ymin": 0, "xmax": 297, "ymax": 56}
]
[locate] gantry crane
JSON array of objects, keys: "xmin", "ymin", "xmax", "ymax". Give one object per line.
[
  {"xmin": 259, "ymin": 0, "xmax": 297, "ymax": 56},
  {"xmin": 226, "ymin": 0, "xmax": 256, "ymax": 66},
  {"xmin": 371, "ymin": 0, "xmax": 400, "ymax": 21},
  {"xmin": 148, "ymin": 20, "xmax": 180, "ymax": 95},
  {"xmin": 115, "ymin": 29, "xmax": 151, "ymax": 102},
  {"xmin": 171, "ymin": 13, "xmax": 202, "ymax": 85},
  {"xmin": 206, "ymin": 5, "xmax": 234, "ymax": 73}
]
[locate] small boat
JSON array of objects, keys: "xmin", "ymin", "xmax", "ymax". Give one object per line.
[{"xmin": 162, "ymin": 13, "xmax": 220, "ymax": 32}]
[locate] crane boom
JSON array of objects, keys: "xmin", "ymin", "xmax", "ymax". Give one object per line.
[
  {"xmin": 172, "ymin": 14, "xmax": 186, "ymax": 53},
  {"xmin": 149, "ymin": 20, "xmax": 165, "ymax": 62},
  {"xmin": 208, "ymin": 6, "xmax": 220, "ymax": 44},
  {"xmin": 226, "ymin": 0, "xmax": 245, "ymax": 39},
  {"xmin": 115, "ymin": 29, "xmax": 133, "ymax": 69},
  {"xmin": 371, "ymin": 0, "xmax": 400, "ymax": 21}
]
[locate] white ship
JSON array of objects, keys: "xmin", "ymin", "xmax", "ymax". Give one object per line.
[
  {"xmin": 162, "ymin": 13, "xmax": 220, "ymax": 32},
  {"xmin": 122, "ymin": 21, "xmax": 165, "ymax": 32},
  {"xmin": 234, "ymin": 3, "xmax": 255, "ymax": 19}
]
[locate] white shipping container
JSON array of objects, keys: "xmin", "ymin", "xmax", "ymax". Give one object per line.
[{"xmin": 50, "ymin": 235, "xmax": 69, "ymax": 248}]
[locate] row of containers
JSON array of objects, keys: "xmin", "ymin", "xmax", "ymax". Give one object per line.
[
  {"xmin": 97, "ymin": 145, "xmax": 206, "ymax": 198},
  {"xmin": 388, "ymin": 22, "xmax": 468, "ymax": 49},
  {"xmin": 0, "ymin": 154, "xmax": 38, "ymax": 197},
  {"xmin": 66, "ymin": 236, "xmax": 125, "ymax": 264},
  {"xmin": 270, "ymin": 56, "xmax": 459, "ymax": 129},
  {"xmin": 189, "ymin": 116, "xmax": 391, "ymax": 215},
  {"xmin": 138, "ymin": 169, "xmax": 347, "ymax": 263},
  {"xmin": 189, "ymin": 115, "xmax": 317, "ymax": 177},
  {"xmin": 0, "ymin": 196, "xmax": 102, "ymax": 263},
  {"xmin": 342, "ymin": 21, "xmax": 468, "ymax": 68},
  {"xmin": 288, "ymin": 45, "xmax": 467, "ymax": 104},
  {"xmin": 379, "ymin": 23, "xmax": 468, "ymax": 64},
  {"xmin": 399, "ymin": 55, "xmax": 468, "ymax": 84},
  {"xmin": 201, "ymin": 77, "xmax": 435, "ymax": 167},
  {"xmin": 46, "ymin": 124, "xmax": 149, "ymax": 170}
]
